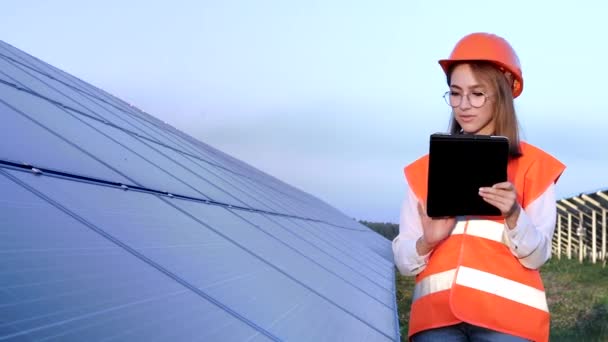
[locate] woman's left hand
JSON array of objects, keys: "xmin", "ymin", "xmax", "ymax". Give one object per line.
[{"xmin": 479, "ymin": 181, "xmax": 521, "ymax": 229}]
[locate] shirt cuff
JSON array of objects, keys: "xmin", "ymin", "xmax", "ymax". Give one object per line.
[
  {"xmin": 504, "ymin": 210, "xmax": 541, "ymax": 258},
  {"xmin": 393, "ymin": 236, "xmax": 431, "ymax": 275}
]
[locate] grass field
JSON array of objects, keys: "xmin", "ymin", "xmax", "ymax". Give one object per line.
[{"xmin": 395, "ymin": 258, "xmax": 608, "ymax": 341}]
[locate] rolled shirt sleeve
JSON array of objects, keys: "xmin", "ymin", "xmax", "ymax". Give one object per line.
[{"xmin": 503, "ymin": 183, "xmax": 557, "ymax": 269}]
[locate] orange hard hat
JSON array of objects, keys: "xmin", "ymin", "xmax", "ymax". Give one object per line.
[{"xmin": 438, "ymin": 32, "xmax": 523, "ymax": 98}]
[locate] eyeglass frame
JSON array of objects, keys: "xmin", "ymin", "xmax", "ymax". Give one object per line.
[{"xmin": 443, "ymin": 90, "xmax": 494, "ymax": 108}]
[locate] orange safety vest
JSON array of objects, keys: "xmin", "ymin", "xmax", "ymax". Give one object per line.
[{"xmin": 404, "ymin": 141, "xmax": 565, "ymax": 342}]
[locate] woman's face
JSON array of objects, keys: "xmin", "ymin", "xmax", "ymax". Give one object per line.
[{"xmin": 449, "ymin": 64, "xmax": 495, "ymax": 135}]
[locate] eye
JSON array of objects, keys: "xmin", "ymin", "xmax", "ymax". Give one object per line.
[
  {"xmin": 471, "ymin": 92, "xmax": 485, "ymax": 97},
  {"xmin": 449, "ymin": 91, "xmax": 461, "ymax": 96}
]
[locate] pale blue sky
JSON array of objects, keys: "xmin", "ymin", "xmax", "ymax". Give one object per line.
[{"xmin": 2, "ymin": 1, "xmax": 607, "ymax": 222}]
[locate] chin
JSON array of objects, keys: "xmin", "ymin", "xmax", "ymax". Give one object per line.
[{"xmin": 459, "ymin": 125, "xmax": 482, "ymax": 135}]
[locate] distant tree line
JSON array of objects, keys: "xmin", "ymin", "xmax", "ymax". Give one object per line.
[{"xmin": 359, "ymin": 220, "xmax": 399, "ymax": 240}]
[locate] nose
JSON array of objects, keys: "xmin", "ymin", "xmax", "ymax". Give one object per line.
[{"xmin": 459, "ymin": 94, "xmax": 472, "ymax": 110}]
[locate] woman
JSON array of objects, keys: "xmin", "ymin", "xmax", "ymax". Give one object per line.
[{"xmin": 392, "ymin": 32, "xmax": 565, "ymax": 342}]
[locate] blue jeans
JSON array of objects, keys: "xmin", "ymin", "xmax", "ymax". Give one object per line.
[{"xmin": 411, "ymin": 323, "xmax": 530, "ymax": 341}]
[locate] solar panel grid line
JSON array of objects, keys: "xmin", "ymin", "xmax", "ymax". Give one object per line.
[
  {"xmin": 0, "ymin": 159, "xmax": 374, "ymax": 235},
  {"xmin": 159, "ymin": 135, "xmax": 337, "ymax": 221},
  {"xmin": 93, "ymin": 301, "xmax": 220, "ymax": 342},
  {"xmin": 0, "ymin": 290, "xmax": 187, "ymax": 341},
  {"xmin": 187, "ymin": 151, "xmax": 329, "ymax": 218},
  {"xmin": 168, "ymin": 128, "xmax": 344, "ymax": 215},
  {"xmin": 0, "ymin": 272, "xmax": 147, "ymax": 313},
  {"xmin": 0, "ymin": 52, "xmax": 204, "ymax": 158},
  {"xmin": 339, "ymin": 228, "xmax": 394, "ymax": 262},
  {"xmin": 0, "ymin": 87, "xmax": 370, "ymax": 232},
  {"xmin": 0, "ymin": 43, "xmax": 281, "ymax": 200},
  {"xmin": 1, "ymin": 266, "xmax": 261, "ymax": 342},
  {"xmin": 169, "ymin": 127, "xmax": 318, "ymax": 210},
  {"xmin": 0, "ymin": 77, "xmax": 91, "ymax": 120},
  {"xmin": 13, "ymin": 290, "xmax": 190, "ymax": 342},
  {"xmin": 149, "ymin": 143, "xmax": 278, "ymax": 212},
  {"xmin": 1, "ymin": 160, "xmax": 384, "ymax": 302},
  {"xmin": 0, "ymin": 161, "xmax": 328, "ymax": 224},
  {"xmin": 2, "ymin": 263, "xmax": 217, "ymax": 340},
  {"xmin": 0, "ymin": 159, "xmax": 368, "ymax": 242},
  {"xmin": 227, "ymin": 209, "xmax": 393, "ymax": 309},
  {"xmin": 181, "ymin": 154, "xmax": 299, "ymax": 215},
  {"xmin": 2, "ymin": 75, "xmax": 149, "ymax": 152},
  {"xmin": 0, "ymin": 42, "xmax": 98, "ymax": 98},
  {"xmin": 0, "ymin": 161, "xmax": 225, "ymax": 213},
  {"xmin": 7, "ymin": 78, "xmax": 270, "ymax": 208},
  {"xmin": 0, "ymin": 168, "xmax": 283, "ymax": 342},
  {"xmin": 7, "ymin": 166, "xmax": 395, "ymax": 339},
  {"xmin": 0, "ymin": 97, "xmax": 136, "ymax": 186},
  {"xmin": 0, "ymin": 295, "xmax": 90, "ymax": 335},
  {"xmin": 258, "ymin": 293, "xmax": 394, "ymax": 342},
  {"xmin": 320, "ymin": 221, "xmax": 394, "ymax": 266},
  {"xmin": 0, "ymin": 46, "xmax": 236, "ymax": 170},
  {"xmin": 0, "ymin": 57, "xmax": 107, "ymax": 123},
  {"xmin": 81, "ymin": 121, "xmax": 257, "ymax": 207},
  {"xmin": 36, "ymin": 292, "xmax": 266, "ymax": 342},
  {"xmin": 303, "ymin": 222, "xmax": 393, "ymax": 273},
  {"xmin": 0, "ymin": 66, "xmax": 179, "ymax": 159},
  {"xmin": 251, "ymin": 296, "xmax": 307, "ymax": 335},
  {"xmin": 0, "ymin": 48, "xmax": 170, "ymax": 133},
  {"xmin": 0, "ymin": 64, "xmax": 341, "ymax": 223},
  {"xmin": 163, "ymin": 135, "xmax": 326, "ymax": 217},
  {"xmin": 335, "ymin": 233, "xmax": 394, "ymax": 270},
  {"xmin": 288, "ymin": 220, "xmax": 392, "ymax": 273},
  {"xmin": 258, "ymin": 214, "xmax": 394, "ymax": 292},
  {"xmin": 308, "ymin": 228, "xmax": 394, "ymax": 278},
  {"xmin": 1, "ymin": 95, "xmax": 216, "ymax": 200},
  {"xmin": 286, "ymin": 219, "xmax": 394, "ymax": 287},
  {"xmin": 158, "ymin": 199, "xmax": 395, "ymax": 339},
  {"xmin": 134, "ymin": 118, "xmax": 343, "ymax": 223},
  {"xmin": 0, "ymin": 41, "xmax": 197, "ymax": 144},
  {"xmin": 3, "ymin": 194, "xmax": 290, "ymax": 340},
  {"xmin": 143, "ymin": 315, "xmax": 242, "ymax": 342}
]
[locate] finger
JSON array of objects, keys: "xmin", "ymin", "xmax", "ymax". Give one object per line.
[
  {"xmin": 480, "ymin": 193, "xmax": 507, "ymax": 204},
  {"xmin": 479, "ymin": 187, "xmax": 516, "ymax": 199},
  {"xmin": 480, "ymin": 194, "xmax": 513, "ymax": 209},
  {"xmin": 481, "ymin": 197, "xmax": 509, "ymax": 213},
  {"xmin": 482, "ymin": 194, "xmax": 518, "ymax": 215},
  {"xmin": 492, "ymin": 182, "xmax": 515, "ymax": 191},
  {"xmin": 479, "ymin": 191, "xmax": 512, "ymax": 209}
]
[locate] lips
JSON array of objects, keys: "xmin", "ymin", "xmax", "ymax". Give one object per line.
[{"xmin": 459, "ymin": 115, "xmax": 476, "ymax": 123}]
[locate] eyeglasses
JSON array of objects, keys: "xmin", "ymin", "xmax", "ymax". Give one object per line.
[{"xmin": 443, "ymin": 91, "xmax": 492, "ymax": 108}]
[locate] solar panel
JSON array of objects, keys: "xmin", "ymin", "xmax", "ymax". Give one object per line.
[{"xmin": 0, "ymin": 40, "xmax": 399, "ymax": 341}]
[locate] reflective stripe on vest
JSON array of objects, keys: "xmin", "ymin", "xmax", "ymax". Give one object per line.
[
  {"xmin": 413, "ymin": 266, "xmax": 549, "ymax": 312},
  {"xmin": 451, "ymin": 219, "xmax": 506, "ymax": 244}
]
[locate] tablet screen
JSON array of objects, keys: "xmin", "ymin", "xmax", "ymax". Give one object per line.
[{"xmin": 426, "ymin": 133, "xmax": 509, "ymax": 217}]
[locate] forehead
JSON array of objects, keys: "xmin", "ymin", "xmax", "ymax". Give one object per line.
[{"xmin": 449, "ymin": 64, "xmax": 487, "ymax": 88}]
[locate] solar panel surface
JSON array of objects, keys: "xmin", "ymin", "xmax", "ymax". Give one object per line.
[{"xmin": 0, "ymin": 40, "xmax": 399, "ymax": 342}]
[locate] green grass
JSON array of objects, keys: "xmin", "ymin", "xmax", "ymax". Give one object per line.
[
  {"xmin": 395, "ymin": 271, "xmax": 415, "ymax": 340},
  {"xmin": 543, "ymin": 258, "xmax": 608, "ymax": 341},
  {"xmin": 394, "ymin": 258, "xmax": 608, "ymax": 341}
]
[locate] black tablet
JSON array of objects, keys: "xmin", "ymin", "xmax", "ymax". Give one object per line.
[{"xmin": 426, "ymin": 133, "xmax": 509, "ymax": 217}]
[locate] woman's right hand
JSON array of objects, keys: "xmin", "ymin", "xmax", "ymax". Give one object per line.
[{"xmin": 416, "ymin": 202, "xmax": 456, "ymax": 255}]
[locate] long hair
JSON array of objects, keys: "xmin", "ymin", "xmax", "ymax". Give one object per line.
[{"xmin": 447, "ymin": 62, "xmax": 522, "ymax": 157}]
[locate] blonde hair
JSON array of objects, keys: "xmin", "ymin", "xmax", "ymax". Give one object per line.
[{"xmin": 447, "ymin": 62, "xmax": 522, "ymax": 157}]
